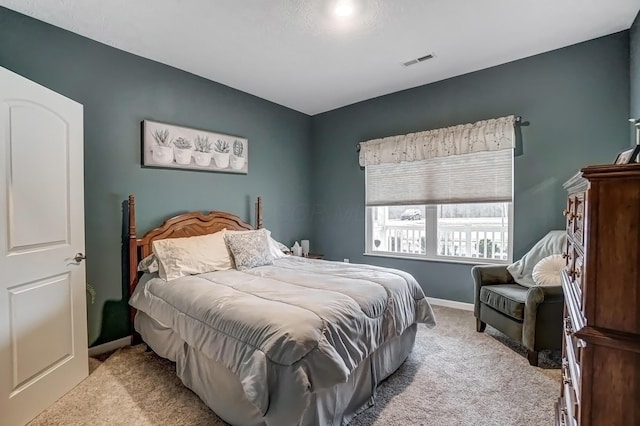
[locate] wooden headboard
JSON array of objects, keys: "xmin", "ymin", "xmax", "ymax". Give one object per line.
[{"xmin": 127, "ymin": 194, "xmax": 262, "ymax": 342}]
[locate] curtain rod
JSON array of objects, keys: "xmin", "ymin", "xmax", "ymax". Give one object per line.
[{"xmin": 356, "ymin": 116, "xmax": 522, "ymax": 152}]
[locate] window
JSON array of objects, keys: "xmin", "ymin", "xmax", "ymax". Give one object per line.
[
  {"xmin": 360, "ymin": 116, "xmax": 516, "ymax": 263},
  {"xmin": 366, "ymin": 202, "xmax": 512, "ymax": 262}
]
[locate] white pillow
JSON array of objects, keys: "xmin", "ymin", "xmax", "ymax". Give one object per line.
[
  {"xmin": 270, "ymin": 237, "xmax": 290, "ymax": 257},
  {"xmin": 152, "ymin": 229, "xmax": 232, "ymax": 281},
  {"xmin": 532, "ymin": 254, "xmax": 565, "ymax": 286},
  {"xmin": 266, "ymin": 230, "xmax": 288, "ymax": 259}
]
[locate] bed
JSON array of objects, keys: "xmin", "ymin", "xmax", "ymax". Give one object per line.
[{"xmin": 126, "ymin": 195, "xmax": 436, "ymax": 426}]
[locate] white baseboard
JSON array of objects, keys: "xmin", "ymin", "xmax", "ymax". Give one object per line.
[
  {"xmin": 88, "ymin": 336, "xmax": 131, "ymax": 357},
  {"xmin": 427, "ymin": 297, "xmax": 474, "ymax": 311}
]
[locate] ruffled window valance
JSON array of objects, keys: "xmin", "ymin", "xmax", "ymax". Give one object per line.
[{"xmin": 359, "ymin": 115, "xmax": 516, "ymax": 167}]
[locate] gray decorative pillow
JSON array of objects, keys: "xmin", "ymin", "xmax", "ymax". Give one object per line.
[{"xmin": 224, "ymin": 229, "xmax": 274, "ymax": 270}]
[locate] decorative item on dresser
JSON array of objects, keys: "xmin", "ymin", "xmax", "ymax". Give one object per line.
[
  {"xmin": 557, "ymin": 164, "xmax": 640, "ymax": 426},
  {"xmin": 613, "ymin": 145, "xmax": 640, "ymax": 165}
]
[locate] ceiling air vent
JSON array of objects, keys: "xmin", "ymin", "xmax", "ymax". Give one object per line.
[{"xmin": 403, "ymin": 53, "xmax": 435, "ymax": 67}]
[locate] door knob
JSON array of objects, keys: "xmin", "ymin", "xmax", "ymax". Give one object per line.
[{"xmin": 74, "ymin": 253, "xmax": 86, "ymax": 263}]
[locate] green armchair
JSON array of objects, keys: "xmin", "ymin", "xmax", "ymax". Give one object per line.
[{"xmin": 471, "ymin": 231, "xmax": 566, "ymax": 366}]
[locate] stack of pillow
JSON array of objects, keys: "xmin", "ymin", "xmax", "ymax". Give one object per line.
[
  {"xmin": 506, "ymin": 230, "xmax": 567, "ymax": 287},
  {"xmin": 138, "ymin": 228, "xmax": 289, "ymax": 281}
]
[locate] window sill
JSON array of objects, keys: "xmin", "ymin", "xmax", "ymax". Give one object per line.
[{"xmin": 363, "ymin": 252, "xmax": 511, "ymax": 266}]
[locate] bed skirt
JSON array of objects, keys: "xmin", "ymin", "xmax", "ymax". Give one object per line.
[{"xmin": 135, "ymin": 311, "xmax": 417, "ymax": 426}]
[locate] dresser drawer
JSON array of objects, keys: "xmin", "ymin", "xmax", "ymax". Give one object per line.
[
  {"xmin": 561, "ymin": 356, "xmax": 579, "ymax": 426},
  {"xmin": 561, "ymin": 270, "xmax": 586, "ymax": 333},
  {"xmin": 556, "ymin": 399, "xmax": 569, "ymax": 426},
  {"xmin": 563, "ymin": 242, "xmax": 584, "ymax": 310},
  {"xmin": 569, "ymin": 248, "xmax": 584, "ymax": 302},
  {"xmin": 561, "ymin": 379, "xmax": 578, "ymax": 426},
  {"xmin": 572, "ymin": 193, "xmax": 584, "ymax": 246},
  {"xmin": 563, "ymin": 197, "xmax": 575, "ymax": 236},
  {"xmin": 555, "ymin": 400, "xmax": 562, "ymax": 426},
  {"xmin": 563, "ymin": 318, "xmax": 582, "ymax": 402},
  {"xmin": 560, "ymin": 372, "xmax": 577, "ymax": 426},
  {"xmin": 564, "ymin": 193, "xmax": 585, "ymax": 246}
]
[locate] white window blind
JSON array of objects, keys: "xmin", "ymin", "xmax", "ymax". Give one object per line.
[
  {"xmin": 365, "ymin": 148, "xmax": 513, "ymax": 206},
  {"xmin": 361, "ymin": 115, "xmax": 516, "ymax": 207}
]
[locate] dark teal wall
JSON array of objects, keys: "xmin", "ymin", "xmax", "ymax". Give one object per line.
[
  {"xmin": 631, "ymin": 12, "xmax": 640, "ymax": 129},
  {"xmin": 310, "ymin": 32, "xmax": 630, "ymax": 303},
  {"xmin": 0, "ymin": 7, "xmax": 313, "ymax": 345}
]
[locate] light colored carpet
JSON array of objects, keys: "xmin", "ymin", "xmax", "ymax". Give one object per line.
[{"xmin": 29, "ymin": 306, "xmax": 560, "ymax": 426}]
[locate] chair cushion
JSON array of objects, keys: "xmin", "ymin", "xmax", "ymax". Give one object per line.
[{"xmin": 479, "ymin": 284, "xmax": 528, "ymax": 321}]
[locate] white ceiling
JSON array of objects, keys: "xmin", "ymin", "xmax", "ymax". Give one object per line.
[{"xmin": 2, "ymin": 0, "xmax": 639, "ymax": 115}]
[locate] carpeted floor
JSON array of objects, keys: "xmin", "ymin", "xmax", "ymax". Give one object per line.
[{"xmin": 29, "ymin": 306, "xmax": 560, "ymax": 426}]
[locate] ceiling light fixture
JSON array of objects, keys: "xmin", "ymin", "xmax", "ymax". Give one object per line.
[{"xmin": 334, "ymin": 1, "xmax": 354, "ymax": 17}]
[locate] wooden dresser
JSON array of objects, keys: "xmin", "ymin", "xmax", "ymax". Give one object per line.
[{"xmin": 557, "ymin": 164, "xmax": 640, "ymax": 426}]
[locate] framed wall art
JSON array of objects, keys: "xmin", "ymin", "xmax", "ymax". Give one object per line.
[{"xmin": 142, "ymin": 120, "xmax": 248, "ymax": 174}]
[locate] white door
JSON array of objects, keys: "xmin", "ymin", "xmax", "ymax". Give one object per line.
[{"xmin": 0, "ymin": 66, "xmax": 87, "ymax": 425}]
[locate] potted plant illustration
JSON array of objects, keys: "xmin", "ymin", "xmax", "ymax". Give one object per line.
[
  {"xmin": 193, "ymin": 135, "xmax": 213, "ymax": 166},
  {"xmin": 212, "ymin": 139, "xmax": 230, "ymax": 168},
  {"xmin": 173, "ymin": 137, "xmax": 193, "ymax": 165},
  {"xmin": 229, "ymin": 139, "xmax": 246, "ymax": 170},
  {"xmin": 151, "ymin": 129, "xmax": 174, "ymax": 164}
]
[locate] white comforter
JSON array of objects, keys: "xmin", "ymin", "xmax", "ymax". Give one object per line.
[{"xmin": 130, "ymin": 257, "xmax": 435, "ymax": 415}]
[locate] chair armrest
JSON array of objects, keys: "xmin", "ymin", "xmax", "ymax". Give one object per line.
[
  {"xmin": 471, "ymin": 264, "xmax": 514, "ymax": 317},
  {"xmin": 522, "ymin": 285, "xmax": 564, "ymax": 350},
  {"xmin": 471, "ymin": 264, "xmax": 514, "ymax": 286},
  {"xmin": 532, "ymin": 285, "xmax": 563, "ymax": 301}
]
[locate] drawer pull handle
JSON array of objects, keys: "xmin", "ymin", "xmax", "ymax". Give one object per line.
[
  {"xmin": 562, "ymin": 253, "xmax": 568, "ymax": 259},
  {"xmin": 565, "ymin": 320, "xmax": 574, "ymax": 334}
]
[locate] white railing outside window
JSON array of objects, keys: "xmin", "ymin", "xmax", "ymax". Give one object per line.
[
  {"xmin": 437, "ymin": 222, "xmax": 509, "ymax": 260},
  {"xmin": 367, "ymin": 204, "xmax": 512, "ymax": 263}
]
